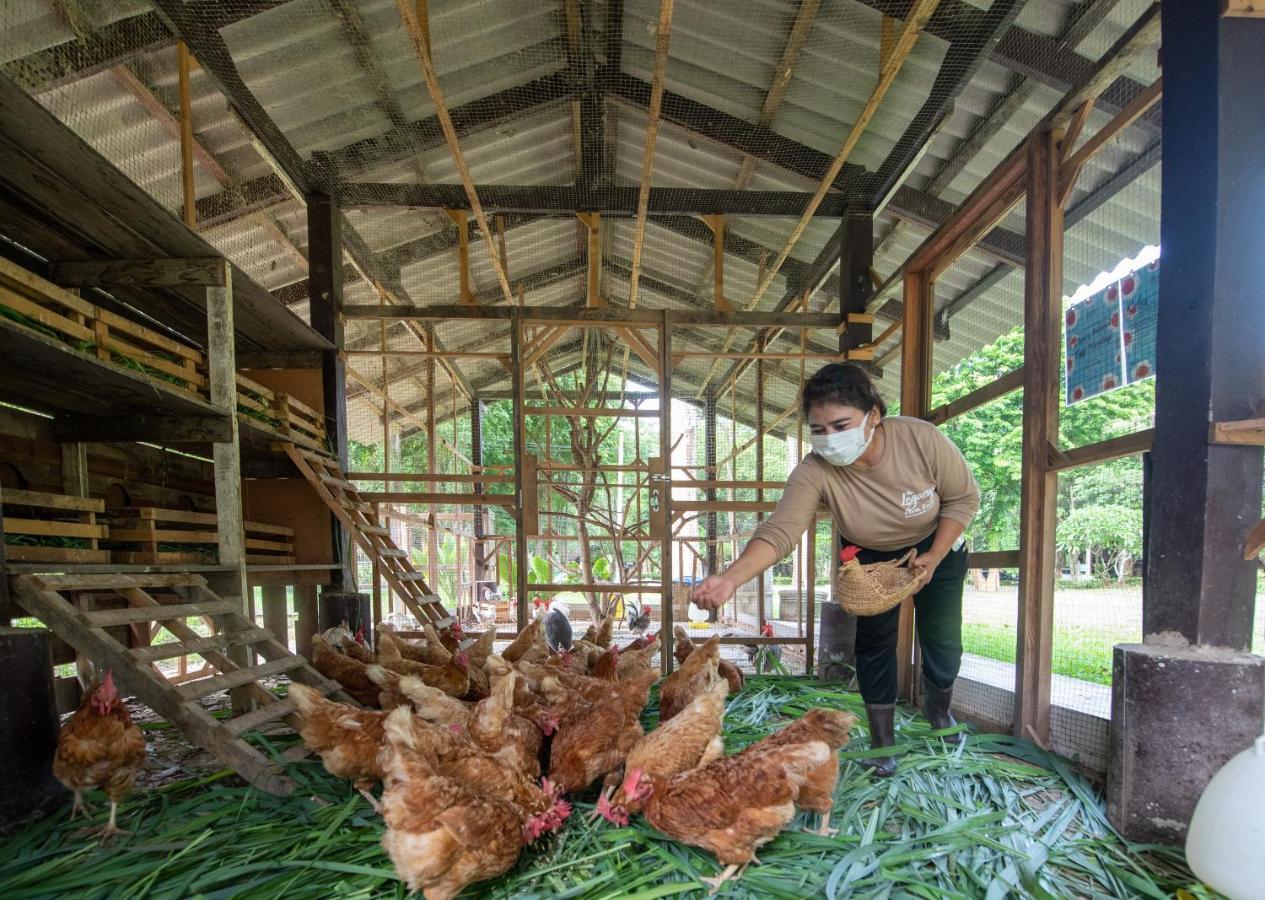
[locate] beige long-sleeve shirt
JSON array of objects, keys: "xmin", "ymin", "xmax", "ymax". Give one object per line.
[{"xmin": 750, "ymin": 416, "xmax": 980, "ymax": 555}]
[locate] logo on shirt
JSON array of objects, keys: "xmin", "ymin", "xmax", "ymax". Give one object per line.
[{"xmin": 901, "ymin": 487, "xmax": 936, "ymax": 518}]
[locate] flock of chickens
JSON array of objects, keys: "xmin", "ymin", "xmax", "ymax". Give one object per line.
[
  {"xmin": 50, "ymin": 613, "xmax": 859, "ymax": 899},
  {"xmin": 301, "ymin": 616, "xmax": 859, "ymax": 897}
]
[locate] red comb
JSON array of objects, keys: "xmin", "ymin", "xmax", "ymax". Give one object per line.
[{"xmin": 840, "ymin": 545, "xmax": 861, "ymax": 564}]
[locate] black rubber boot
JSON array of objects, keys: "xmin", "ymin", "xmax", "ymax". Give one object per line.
[
  {"xmin": 860, "ymin": 703, "xmax": 897, "ymax": 777},
  {"xmin": 921, "ymin": 675, "xmax": 961, "ymax": 745}
]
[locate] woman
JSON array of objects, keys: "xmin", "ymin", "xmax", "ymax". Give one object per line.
[{"xmin": 691, "ymin": 364, "xmax": 979, "ymax": 777}]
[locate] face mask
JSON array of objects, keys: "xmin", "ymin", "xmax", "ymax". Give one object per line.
[{"xmin": 810, "ymin": 417, "xmax": 874, "ymax": 467}]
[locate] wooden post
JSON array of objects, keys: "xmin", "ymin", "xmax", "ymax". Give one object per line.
[
  {"xmin": 1014, "ymin": 129, "xmax": 1062, "ymax": 745},
  {"xmin": 306, "ymin": 193, "xmax": 348, "ymax": 584},
  {"xmin": 1108, "ymin": 6, "xmax": 1265, "ymax": 842},
  {"xmin": 756, "ymin": 355, "xmax": 766, "ymax": 635},
  {"xmin": 426, "ymin": 333, "xmax": 440, "ymax": 593},
  {"xmin": 295, "ymin": 584, "xmax": 318, "ymax": 658},
  {"xmin": 703, "ymin": 390, "xmax": 718, "ymax": 575},
  {"xmin": 512, "ymin": 318, "xmax": 529, "ymax": 631},
  {"xmin": 839, "ymin": 212, "xmax": 875, "ymax": 354},
  {"xmin": 261, "ymin": 585, "xmax": 288, "ymax": 651},
  {"xmin": 205, "ymin": 259, "xmax": 250, "ymax": 711},
  {"xmin": 471, "ymin": 399, "xmax": 488, "ymax": 594},
  {"xmin": 59, "ymin": 442, "xmax": 93, "ymax": 683},
  {"xmin": 177, "ymin": 40, "xmax": 195, "ymax": 228},
  {"xmin": 896, "ymin": 270, "xmax": 934, "ymax": 700},
  {"xmin": 658, "ymin": 312, "xmax": 674, "ymax": 673}
]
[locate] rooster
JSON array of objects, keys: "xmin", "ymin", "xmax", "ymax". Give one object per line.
[
  {"xmin": 744, "ymin": 623, "xmax": 784, "ymax": 674},
  {"xmin": 53, "ymin": 670, "xmax": 146, "ymax": 841},
  {"xmin": 624, "ymin": 599, "xmax": 652, "ymax": 635}
]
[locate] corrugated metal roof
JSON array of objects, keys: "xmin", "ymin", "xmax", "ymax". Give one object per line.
[{"xmin": 0, "ymin": 0, "xmax": 1163, "ymax": 435}]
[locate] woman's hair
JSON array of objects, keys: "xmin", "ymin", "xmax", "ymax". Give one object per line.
[{"xmin": 800, "ymin": 363, "xmax": 888, "ymax": 418}]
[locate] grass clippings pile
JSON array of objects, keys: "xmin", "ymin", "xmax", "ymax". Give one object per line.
[{"xmin": 0, "ymin": 677, "xmax": 1208, "ymax": 899}]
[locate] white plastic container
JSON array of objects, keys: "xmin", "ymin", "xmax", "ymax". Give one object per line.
[{"xmin": 1185, "ymin": 733, "xmax": 1265, "ymax": 900}]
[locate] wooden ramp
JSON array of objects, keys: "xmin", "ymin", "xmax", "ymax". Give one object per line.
[
  {"xmin": 281, "ymin": 443, "xmax": 453, "ymax": 628},
  {"xmin": 10, "ymin": 572, "xmax": 352, "ymax": 796}
]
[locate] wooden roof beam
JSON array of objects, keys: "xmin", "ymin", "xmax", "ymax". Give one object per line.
[
  {"xmin": 625, "ymin": 0, "xmax": 675, "ymax": 310},
  {"xmin": 395, "ymin": 0, "xmax": 515, "ymax": 306}
]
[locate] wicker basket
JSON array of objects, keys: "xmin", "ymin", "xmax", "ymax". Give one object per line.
[{"xmin": 835, "ymin": 549, "xmax": 922, "ymax": 616}]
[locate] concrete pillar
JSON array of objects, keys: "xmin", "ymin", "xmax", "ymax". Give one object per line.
[{"xmin": 1108, "ymin": 5, "xmax": 1265, "ymax": 844}]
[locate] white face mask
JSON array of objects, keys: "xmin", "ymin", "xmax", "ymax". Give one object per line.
[{"xmin": 810, "ymin": 417, "xmax": 874, "ymax": 467}]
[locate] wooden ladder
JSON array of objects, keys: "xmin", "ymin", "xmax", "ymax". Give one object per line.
[
  {"xmin": 10, "ymin": 572, "xmax": 352, "ymax": 796},
  {"xmin": 281, "ymin": 443, "xmax": 453, "ymax": 629}
]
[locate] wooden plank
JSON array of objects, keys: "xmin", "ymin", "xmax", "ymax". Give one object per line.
[
  {"xmin": 49, "ymin": 257, "xmax": 227, "ymax": 287},
  {"xmin": 108, "ymin": 527, "xmax": 218, "ymax": 542},
  {"xmin": 524, "ymin": 405, "xmax": 660, "ymax": 418},
  {"xmin": 341, "ymin": 303, "xmax": 840, "ymax": 328},
  {"xmin": 85, "ymin": 599, "xmax": 238, "ymax": 627},
  {"xmin": 1014, "ymin": 129, "xmax": 1062, "ymax": 746},
  {"xmin": 924, "ymin": 367, "xmax": 1025, "ymax": 425},
  {"xmin": 1050, "ymin": 429, "xmax": 1154, "ymax": 470},
  {"xmin": 1209, "ymin": 417, "xmax": 1265, "ymax": 446},
  {"xmin": 520, "ymin": 452, "xmax": 539, "ymax": 538},
  {"xmin": 346, "ymin": 471, "xmax": 514, "ymax": 484},
  {"xmin": 129, "ymin": 627, "xmax": 273, "ymax": 662},
  {"xmin": 177, "ymin": 656, "xmax": 305, "ymax": 700},
  {"xmin": 30, "ymin": 573, "xmax": 205, "ymax": 590},
  {"xmin": 359, "ymin": 491, "xmax": 516, "ymax": 507},
  {"xmin": 967, "ymin": 550, "xmax": 1021, "ymax": 569},
  {"xmin": 658, "ymin": 311, "xmax": 674, "ymax": 673},
  {"xmin": 741, "ymin": 0, "xmax": 941, "ymax": 314},
  {"xmin": 0, "ymin": 488, "xmax": 103, "ymax": 512},
  {"xmin": 5, "ymin": 546, "xmax": 110, "ymax": 563},
  {"xmin": 3, "ymin": 518, "xmax": 107, "ymax": 539},
  {"xmin": 54, "ymin": 414, "xmax": 230, "ymax": 443},
  {"xmin": 526, "ymin": 583, "xmax": 655, "ymax": 593},
  {"xmin": 1059, "ymin": 77, "xmax": 1162, "ymax": 202}
]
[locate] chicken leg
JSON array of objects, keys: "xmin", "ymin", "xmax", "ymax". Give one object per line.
[
  {"xmin": 358, "ymin": 787, "xmax": 383, "ymax": 813},
  {"xmin": 812, "ymin": 814, "xmax": 838, "ymax": 837},
  {"xmin": 98, "ymin": 801, "xmax": 129, "ymax": 843},
  {"xmin": 68, "ymin": 789, "xmax": 92, "ymax": 821},
  {"xmin": 702, "ymin": 863, "xmax": 747, "ymax": 895}
]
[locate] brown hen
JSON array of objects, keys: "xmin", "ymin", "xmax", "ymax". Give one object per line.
[
  {"xmin": 674, "ymin": 626, "xmax": 745, "ymax": 694},
  {"xmin": 742, "ymin": 707, "xmax": 857, "ymax": 835},
  {"xmin": 53, "ymin": 671, "xmax": 146, "ymax": 840},
  {"xmin": 288, "ymin": 682, "xmax": 387, "ymax": 808},
  {"xmin": 659, "ymin": 635, "xmax": 721, "ymax": 722},
  {"xmin": 310, "ymin": 634, "xmax": 380, "ymax": 707},
  {"xmin": 619, "ymin": 739, "xmax": 831, "ymax": 893}
]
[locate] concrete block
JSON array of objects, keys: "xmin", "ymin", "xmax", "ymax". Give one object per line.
[{"xmin": 1108, "ymin": 642, "xmax": 1265, "ymax": 843}]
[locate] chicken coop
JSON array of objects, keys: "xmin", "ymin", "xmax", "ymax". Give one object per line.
[{"xmin": 0, "ymin": 0, "xmax": 1261, "ymax": 896}]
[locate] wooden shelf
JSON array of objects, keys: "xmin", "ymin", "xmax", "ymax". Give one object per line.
[
  {"xmin": 0, "ymin": 316, "xmax": 224, "ymax": 419},
  {"xmin": 0, "ymin": 74, "xmax": 328, "ymax": 355}
]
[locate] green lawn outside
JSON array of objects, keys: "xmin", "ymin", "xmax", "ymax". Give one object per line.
[{"xmin": 962, "ymin": 583, "xmax": 1265, "ymax": 686}]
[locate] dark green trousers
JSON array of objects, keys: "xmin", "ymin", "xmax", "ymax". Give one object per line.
[{"xmin": 851, "ymin": 533, "xmax": 968, "ymax": 705}]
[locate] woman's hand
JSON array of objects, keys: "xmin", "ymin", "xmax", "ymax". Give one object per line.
[
  {"xmin": 911, "ymin": 550, "xmax": 945, "ymax": 590},
  {"xmin": 691, "ymin": 574, "xmax": 737, "ymax": 610}
]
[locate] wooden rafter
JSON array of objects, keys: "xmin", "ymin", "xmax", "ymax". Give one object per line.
[
  {"xmin": 625, "ymin": 0, "xmax": 675, "ymax": 310},
  {"xmin": 695, "ymin": 0, "xmax": 941, "ymax": 397},
  {"xmin": 394, "ymin": 0, "xmax": 515, "ymax": 306}
]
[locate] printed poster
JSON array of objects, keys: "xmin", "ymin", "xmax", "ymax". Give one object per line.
[{"xmin": 1065, "ymin": 258, "xmax": 1159, "ymax": 404}]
